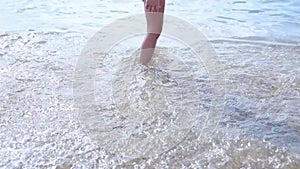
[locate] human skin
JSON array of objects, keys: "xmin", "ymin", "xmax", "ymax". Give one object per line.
[{"xmin": 140, "ymin": 0, "xmax": 165, "ymax": 65}]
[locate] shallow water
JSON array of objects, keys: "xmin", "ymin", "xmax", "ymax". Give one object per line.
[{"xmin": 0, "ymin": 0, "xmax": 300, "ymax": 168}]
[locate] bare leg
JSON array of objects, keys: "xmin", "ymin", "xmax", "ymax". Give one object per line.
[{"xmin": 140, "ymin": 0, "xmax": 165, "ymax": 65}]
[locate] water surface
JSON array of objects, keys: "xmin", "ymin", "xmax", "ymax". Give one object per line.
[{"xmin": 0, "ymin": 0, "xmax": 299, "ymax": 168}]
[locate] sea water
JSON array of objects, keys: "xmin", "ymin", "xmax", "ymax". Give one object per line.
[{"xmin": 0, "ymin": 0, "xmax": 299, "ymax": 168}]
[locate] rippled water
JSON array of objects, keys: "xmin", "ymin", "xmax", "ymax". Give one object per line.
[{"xmin": 0, "ymin": 0, "xmax": 299, "ymax": 168}]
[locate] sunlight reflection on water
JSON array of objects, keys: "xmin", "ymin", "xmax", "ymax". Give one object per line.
[{"xmin": 0, "ymin": 0, "xmax": 299, "ymax": 168}]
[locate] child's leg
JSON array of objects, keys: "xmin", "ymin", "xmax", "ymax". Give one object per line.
[{"xmin": 140, "ymin": 0, "xmax": 165, "ymax": 65}]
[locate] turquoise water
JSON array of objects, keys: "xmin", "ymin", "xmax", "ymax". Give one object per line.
[
  {"xmin": 0, "ymin": 0, "xmax": 299, "ymax": 168},
  {"xmin": 1, "ymin": 0, "xmax": 300, "ymax": 41}
]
